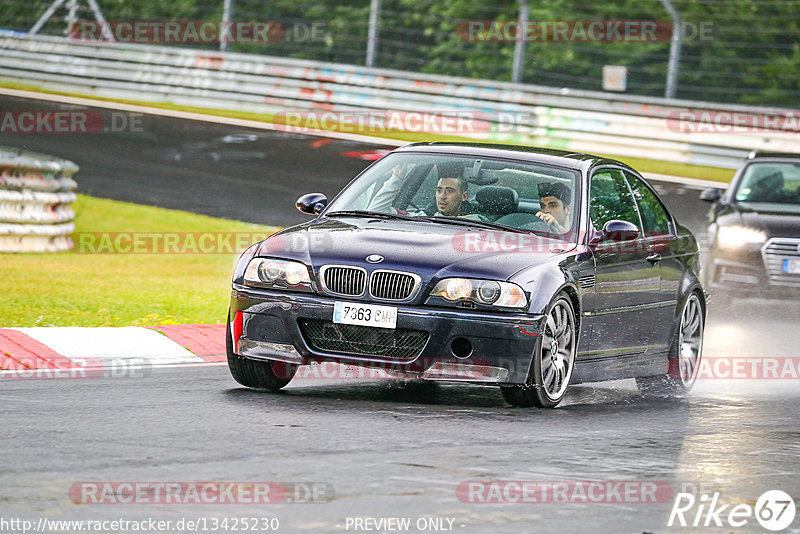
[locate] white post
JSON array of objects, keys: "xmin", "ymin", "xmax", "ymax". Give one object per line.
[
  {"xmin": 512, "ymin": 0, "xmax": 529, "ymax": 83},
  {"xmin": 366, "ymin": 0, "xmax": 381, "ymax": 67},
  {"xmin": 221, "ymin": 0, "xmax": 233, "ymax": 51},
  {"xmin": 660, "ymin": 0, "xmax": 682, "ymax": 99}
]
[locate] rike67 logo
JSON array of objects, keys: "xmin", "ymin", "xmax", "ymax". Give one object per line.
[{"xmin": 668, "ymin": 489, "xmax": 796, "ymax": 531}]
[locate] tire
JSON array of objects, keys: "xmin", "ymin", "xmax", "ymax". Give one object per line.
[
  {"xmin": 636, "ymin": 292, "xmax": 704, "ymax": 397},
  {"xmin": 226, "ymin": 312, "xmax": 297, "ymax": 391},
  {"xmin": 501, "ymin": 293, "xmax": 577, "ymax": 408}
]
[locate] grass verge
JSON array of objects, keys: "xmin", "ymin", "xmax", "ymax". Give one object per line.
[
  {"xmin": 0, "ymin": 80, "xmax": 735, "ymax": 183},
  {"xmin": 0, "ymin": 195, "xmax": 279, "ymax": 327}
]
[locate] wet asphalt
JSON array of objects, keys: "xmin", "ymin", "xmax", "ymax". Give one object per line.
[{"xmin": 1, "ymin": 94, "xmax": 799, "ymax": 533}]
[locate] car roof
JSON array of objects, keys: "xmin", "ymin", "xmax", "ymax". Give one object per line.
[{"xmin": 392, "ymin": 142, "xmax": 633, "ymax": 173}]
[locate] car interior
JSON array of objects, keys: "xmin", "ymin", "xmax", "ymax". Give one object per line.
[{"xmin": 406, "ymin": 158, "xmax": 575, "ymax": 231}]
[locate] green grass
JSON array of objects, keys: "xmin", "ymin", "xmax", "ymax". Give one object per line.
[
  {"xmin": 0, "ymin": 195, "xmax": 279, "ymax": 327},
  {"xmin": 0, "ymin": 80, "xmax": 735, "ymax": 183}
]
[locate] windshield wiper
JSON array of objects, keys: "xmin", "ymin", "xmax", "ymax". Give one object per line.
[
  {"xmin": 325, "ymin": 210, "xmax": 421, "ymax": 222},
  {"xmin": 416, "ymin": 215, "xmax": 532, "ymax": 234}
]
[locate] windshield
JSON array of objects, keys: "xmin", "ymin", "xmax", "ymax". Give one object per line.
[
  {"xmin": 734, "ymin": 162, "xmax": 800, "ymax": 211},
  {"xmin": 325, "ymin": 153, "xmax": 580, "ymax": 240}
]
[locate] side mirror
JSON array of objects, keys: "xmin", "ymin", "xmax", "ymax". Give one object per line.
[
  {"xmin": 700, "ymin": 188, "xmax": 723, "ymax": 202},
  {"xmin": 296, "ymin": 193, "xmax": 328, "ymax": 215},
  {"xmin": 590, "ymin": 220, "xmax": 640, "ymax": 244}
]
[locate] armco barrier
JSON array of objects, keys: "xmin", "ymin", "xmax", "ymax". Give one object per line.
[
  {"xmin": 0, "ymin": 146, "xmax": 77, "ymax": 252},
  {"xmin": 0, "ymin": 33, "xmax": 798, "ymax": 168}
]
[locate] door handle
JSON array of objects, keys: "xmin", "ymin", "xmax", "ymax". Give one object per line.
[{"xmin": 646, "ymin": 252, "xmax": 662, "ymax": 264}]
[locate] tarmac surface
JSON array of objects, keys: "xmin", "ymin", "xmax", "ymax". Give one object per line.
[{"xmin": 2, "ymin": 94, "xmax": 799, "ymax": 533}]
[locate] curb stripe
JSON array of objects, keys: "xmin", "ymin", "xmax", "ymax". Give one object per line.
[
  {"xmin": 147, "ymin": 324, "xmax": 226, "ymax": 362},
  {"xmin": 0, "ymin": 329, "xmax": 72, "ymax": 369}
]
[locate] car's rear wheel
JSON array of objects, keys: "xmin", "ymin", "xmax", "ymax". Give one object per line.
[
  {"xmin": 637, "ymin": 292, "xmax": 704, "ymax": 396},
  {"xmin": 501, "ymin": 293, "xmax": 576, "ymax": 408},
  {"xmin": 226, "ymin": 314, "xmax": 297, "ymax": 391}
]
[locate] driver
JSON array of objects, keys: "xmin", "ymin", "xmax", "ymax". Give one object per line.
[
  {"xmin": 368, "ymin": 161, "xmax": 487, "ymax": 220},
  {"xmin": 536, "ymin": 182, "xmax": 572, "ymax": 233}
]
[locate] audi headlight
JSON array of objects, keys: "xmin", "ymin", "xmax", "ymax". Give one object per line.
[
  {"xmin": 717, "ymin": 226, "xmax": 767, "ymax": 249},
  {"xmin": 429, "ymin": 278, "xmax": 527, "ymax": 309},
  {"xmin": 243, "ymin": 258, "xmax": 313, "ymax": 291}
]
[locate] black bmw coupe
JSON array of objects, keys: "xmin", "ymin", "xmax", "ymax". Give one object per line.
[{"xmin": 227, "ymin": 143, "xmax": 706, "ymax": 407}]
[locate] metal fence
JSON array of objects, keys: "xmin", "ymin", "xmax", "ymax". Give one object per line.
[{"xmin": 1, "ymin": 33, "xmax": 799, "ymax": 169}]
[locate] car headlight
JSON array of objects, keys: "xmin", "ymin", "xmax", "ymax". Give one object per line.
[
  {"xmin": 717, "ymin": 225, "xmax": 767, "ymax": 249},
  {"xmin": 243, "ymin": 258, "xmax": 313, "ymax": 291},
  {"xmin": 429, "ymin": 278, "xmax": 527, "ymax": 309}
]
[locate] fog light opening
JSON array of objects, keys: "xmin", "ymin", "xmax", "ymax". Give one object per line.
[{"xmin": 451, "ymin": 337, "xmax": 473, "ymax": 359}]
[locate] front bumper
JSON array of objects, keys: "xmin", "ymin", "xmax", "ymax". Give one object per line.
[
  {"xmin": 708, "ymin": 240, "xmax": 800, "ymax": 293},
  {"xmin": 229, "ymin": 286, "xmax": 544, "ymax": 384}
]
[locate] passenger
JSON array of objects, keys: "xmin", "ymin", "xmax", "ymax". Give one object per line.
[
  {"xmin": 536, "ymin": 182, "xmax": 572, "ymax": 233},
  {"xmin": 368, "ymin": 161, "xmax": 487, "ymax": 220}
]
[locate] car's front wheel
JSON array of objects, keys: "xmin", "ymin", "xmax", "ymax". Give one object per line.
[
  {"xmin": 226, "ymin": 314, "xmax": 297, "ymax": 391},
  {"xmin": 637, "ymin": 292, "xmax": 704, "ymax": 396},
  {"xmin": 501, "ymin": 293, "xmax": 576, "ymax": 408}
]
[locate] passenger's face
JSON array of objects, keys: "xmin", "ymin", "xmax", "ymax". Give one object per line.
[
  {"xmin": 539, "ymin": 195, "xmax": 571, "ymax": 227},
  {"xmin": 436, "ymin": 178, "xmax": 467, "ymax": 216}
]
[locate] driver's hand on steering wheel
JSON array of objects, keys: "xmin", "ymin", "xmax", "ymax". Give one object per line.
[{"xmin": 536, "ymin": 211, "xmax": 568, "ymax": 233}]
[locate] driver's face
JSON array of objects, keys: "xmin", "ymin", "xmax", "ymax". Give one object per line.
[
  {"xmin": 539, "ymin": 195, "xmax": 571, "ymax": 227},
  {"xmin": 436, "ymin": 178, "xmax": 468, "ymax": 216}
]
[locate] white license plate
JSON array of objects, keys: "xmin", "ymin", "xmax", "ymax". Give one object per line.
[
  {"xmin": 783, "ymin": 259, "xmax": 800, "ymax": 274},
  {"xmin": 333, "ymin": 301, "xmax": 397, "ymax": 329}
]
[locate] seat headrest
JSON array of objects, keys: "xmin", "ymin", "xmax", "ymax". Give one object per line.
[{"xmin": 476, "ymin": 186, "xmax": 519, "ymax": 215}]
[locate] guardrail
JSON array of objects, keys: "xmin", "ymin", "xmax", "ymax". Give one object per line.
[
  {"xmin": 0, "ymin": 146, "xmax": 77, "ymax": 252},
  {"xmin": 0, "ymin": 33, "xmax": 798, "ymax": 169}
]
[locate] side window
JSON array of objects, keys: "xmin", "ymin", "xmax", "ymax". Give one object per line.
[
  {"xmin": 624, "ymin": 172, "xmax": 672, "ymax": 236},
  {"xmin": 589, "ymin": 169, "xmax": 642, "ymax": 231}
]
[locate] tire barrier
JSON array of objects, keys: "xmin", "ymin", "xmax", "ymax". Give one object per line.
[
  {"xmin": 0, "ymin": 34, "xmax": 798, "ymax": 168},
  {"xmin": 0, "ymin": 146, "xmax": 78, "ymax": 252}
]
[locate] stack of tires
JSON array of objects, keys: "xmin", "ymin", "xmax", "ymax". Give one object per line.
[{"xmin": 0, "ymin": 147, "xmax": 78, "ymax": 252}]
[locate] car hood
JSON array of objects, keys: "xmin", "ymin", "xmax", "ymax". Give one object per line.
[
  {"xmin": 257, "ymin": 217, "xmax": 573, "ymax": 283},
  {"xmin": 718, "ymin": 203, "xmax": 800, "ymax": 238}
]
